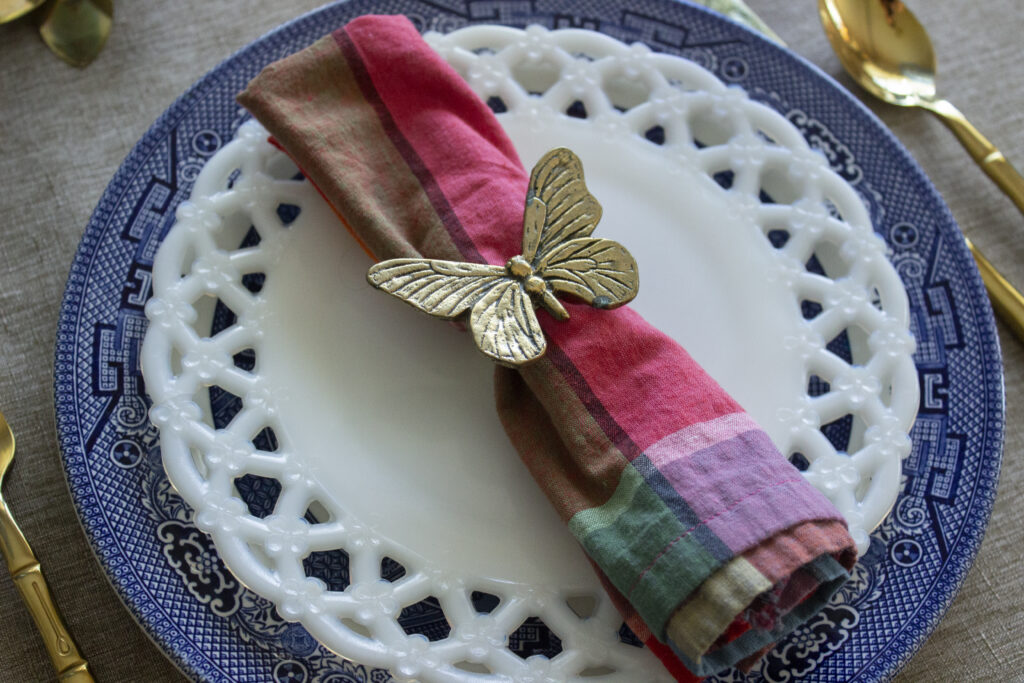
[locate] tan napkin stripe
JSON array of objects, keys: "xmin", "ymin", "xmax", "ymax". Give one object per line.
[
  {"xmin": 236, "ymin": 34, "xmax": 461, "ymax": 263},
  {"xmin": 496, "ymin": 359, "xmax": 631, "ymax": 522},
  {"xmin": 666, "ymin": 556, "xmax": 772, "ymax": 661}
]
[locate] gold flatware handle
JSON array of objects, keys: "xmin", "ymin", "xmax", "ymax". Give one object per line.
[
  {"xmin": 967, "ymin": 239, "xmax": 1024, "ymax": 342},
  {"xmin": 923, "ymin": 98, "xmax": 1024, "ymax": 217},
  {"xmin": 0, "ymin": 0, "xmax": 44, "ymax": 23},
  {"xmin": 0, "ymin": 501, "xmax": 94, "ymax": 682}
]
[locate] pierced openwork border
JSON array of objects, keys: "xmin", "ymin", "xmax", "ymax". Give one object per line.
[{"xmin": 142, "ymin": 25, "xmax": 917, "ymax": 683}]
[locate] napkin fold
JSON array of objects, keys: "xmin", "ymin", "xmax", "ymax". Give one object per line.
[{"xmin": 238, "ymin": 15, "xmax": 857, "ymax": 679}]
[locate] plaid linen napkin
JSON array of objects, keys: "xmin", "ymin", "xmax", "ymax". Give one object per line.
[{"xmin": 237, "ymin": 15, "xmax": 857, "ymax": 679}]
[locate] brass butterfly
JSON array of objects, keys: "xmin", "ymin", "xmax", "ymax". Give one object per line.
[{"xmin": 366, "ymin": 148, "xmax": 639, "ymax": 366}]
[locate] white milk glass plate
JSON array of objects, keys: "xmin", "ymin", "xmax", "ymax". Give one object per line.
[{"xmin": 140, "ymin": 25, "xmax": 917, "ymax": 683}]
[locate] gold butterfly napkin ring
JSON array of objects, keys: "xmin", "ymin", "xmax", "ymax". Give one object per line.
[{"xmin": 367, "ymin": 148, "xmax": 639, "ymax": 366}]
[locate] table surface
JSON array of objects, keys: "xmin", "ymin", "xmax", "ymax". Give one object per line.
[{"xmin": 1, "ymin": 1, "xmax": 1021, "ymax": 681}]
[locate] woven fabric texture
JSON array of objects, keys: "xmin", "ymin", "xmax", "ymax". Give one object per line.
[{"xmin": 0, "ymin": 1, "xmax": 1021, "ymax": 681}]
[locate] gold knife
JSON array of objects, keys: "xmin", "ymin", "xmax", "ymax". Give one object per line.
[{"xmin": 0, "ymin": 410, "xmax": 94, "ymax": 682}]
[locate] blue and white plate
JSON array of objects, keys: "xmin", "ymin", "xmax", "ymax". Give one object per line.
[{"xmin": 54, "ymin": 1, "xmax": 1004, "ymax": 681}]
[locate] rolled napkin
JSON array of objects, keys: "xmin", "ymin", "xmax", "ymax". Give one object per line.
[{"xmin": 238, "ymin": 14, "xmax": 857, "ymax": 679}]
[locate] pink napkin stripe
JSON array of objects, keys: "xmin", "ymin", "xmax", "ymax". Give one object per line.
[
  {"xmin": 538, "ymin": 308, "xmax": 747, "ymax": 453},
  {"xmin": 644, "ymin": 412, "xmax": 763, "ymax": 468},
  {"xmin": 331, "ymin": 25, "xmax": 485, "ymax": 264},
  {"xmin": 539, "ymin": 342, "xmax": 645, "ymax": 461},
  {"xmin": 343, "ymin": 16, "xmax": 749, "ymax": 456}
]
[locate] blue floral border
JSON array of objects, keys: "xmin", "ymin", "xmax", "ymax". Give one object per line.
[{"xmin": 53, "ymin": 1, "xmax": 1004, "ymax": 681}]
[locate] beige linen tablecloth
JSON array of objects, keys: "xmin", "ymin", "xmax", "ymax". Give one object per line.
[{"xmin": 1, "ymin": 1, "xmax": 1021, "ymax": 681}]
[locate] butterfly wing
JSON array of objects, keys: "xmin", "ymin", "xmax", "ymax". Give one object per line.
[
  {"xmin": 522, "ymin": 148, "xmax": 602, "ymax": 263},
  {"xmin": 536, "ymin": 237, "xmax": 639, "ymax": 308},
  {"xmin": 367, "ymin": 258, "xmax": 506, "ymax": 318},
  {"xmin": 470, "ymin": 280, "xmax": 547, "ymax": 365}
]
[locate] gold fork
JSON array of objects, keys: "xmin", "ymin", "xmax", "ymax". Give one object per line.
[{"xmin": 0, "ymin": 409, "xmax": 94, "ymax": 682}]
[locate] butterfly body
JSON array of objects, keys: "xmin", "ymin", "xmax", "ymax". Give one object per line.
[{"xmin": 367, "ymin": 148, "xmax": 638, "ymax": 366}]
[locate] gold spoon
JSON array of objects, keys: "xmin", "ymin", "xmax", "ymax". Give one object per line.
[
  {"xmin": 819, "ymin": 0, "xmax": 1024, "ymax": 342},
  {"xmin": 0, "ymin": 410, "xmax": 94, "ymax": 682}
]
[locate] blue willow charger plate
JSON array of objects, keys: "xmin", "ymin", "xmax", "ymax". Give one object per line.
[{"xmin": 54, "ymin": 0, "xmax": 1004, "ymax": 681}]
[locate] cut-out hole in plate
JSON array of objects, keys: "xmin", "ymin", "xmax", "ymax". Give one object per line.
[
  {"xmin": 565, "ymin": 594, "xmax": 598, "ymax": 619},
  {"xmin": 188, "ymin": 446, "xmax": 207, "ymax": 479},
  {"xmin": 234, "ymin": 473, "xmax": 281, "ymax": 519},
  {"xmin": 265, "ymin": 153, "xmax": 300, "ymax": 181},
  {"xmin": 848, "ymin": 413, "xmax": 869, "ymax": 454},
  {"xmin": 809, "ymin": 240, "xmax": 851, "ymax": 279},
  {"xmin": 767, "ymin": 229, "xmax": 790, "ymax": 249},
  {"xmin": 211, "ymin": 213, "xmax": 257, "ymax": 253},
  {"xmin": 251, "ymin": 425, "xmax": 279, "ymax": 453},
  {"xmin": 381, "ymin": 556, "xmax": 407, "ymax": 582},
  {"xmin": 789, "ymin": 451, "xmax": 811, "ymax": 472},
  {"xmin": 808, "ymin": 373, "xmax": 831, "ymax": 397},
  {"xmin": 241, "ymin": 272, "xmax": 265, "ymax": 294},
  {"xmin": 801, "ymin": 298, "xmax": 824, "ymax": 320},
  {"xmin": 486, "ymin": 96, "xmax": 508, "ymax": 114},
  {"xmin": 210, "ymin": 299, "xmax": 238, "ymax": 336},
  {"xmin": 805, "ymin": 252, "xmax": 827, "ymax": 277},
  {"xmin": 821, "ymin": 413, "xmax": 854, "ymax": 453},
  {"xmin": 276, "ymin": 203, "xmax": 301, "ymax": 226},
  {"xmin": 304, "ymin": 500, "xmax": 332, "ymax": 524},
  {"xmin": 644, "ymin": 124, "xmax": 666, "ymax": 145},
  {"xmin": 232, "ymin": 348, "xmax": 256, "ymax": 372},
  {"xmin": 239, "ymin": 225, "xmax": 261, "ymax": 248},
  {"xmin": 758, "ymin": 166, "xmax": 802, "ymax": 205},
  {"xmin": 823, "ymin": 197, "xmax": 844, "ymax": 221},
  {"xmin": 510, "ymin": 59, "xmax": 561, "ymax": 95},
  {"xmin": 579, "ymin": 665, "xmax": 617, "ymax": 677},
  {"xmin": 179, "ymin": 242, "xmax": 197, "ymax": 279},
  {"xmin": 869, "ymin": 285, "xmax": 885, "ymax": 311},
  {"xmin": 566, "ymin": 99, "xmax": 588, "ymax": 119},
  {"xmin": 170, "ymin": 345, "xmax": 184, "ymax": 376},
  {"xmin": 192, "ymin": 294, "xmax": 235, "ymax": 338},
  {"xmin": 304, "ymin": 548, "xmax": 351, "ymax": 591},
  {"xmin": 854, "ymin": 469, "xmax": 873, "ymax": 503},
  {"xmin": 509, "ymin": 617, "xmax": 563, "ymax": 659},
  {"xmin": 845, "ymin": 323, "xmax": 873, "ymax": 366},
  {"xmin": 602, "ymin": 72, "xmax": 651, "ymax": 111},
  {"xmin": 826, "ymin": 329, "xmax": 853, "ymax": 364},
  {"xmin": 208, "ymin": 385, "xmax": 243, "ymax": 429},
  {"xmin": 398, "ymin": 596, "xmax": 451, "ymax": 641},
  {"xmin": 618, "ymin": 623, "xmax": 643, "ymax": 648},
  {"xmin": 688, "ymin": 106, "xmax": 735, "ymax": 147},
  {"xmin": 712, "ymin": 169, "xmax": 735, "ymax": 190},
  {"xmin": 340, "ymin": 617, "xmax": 372, "ymax": 639},
  {"xmin": 471, "ymin": 590, "xmax": 501, "ymax": 614},
  {"xmin": 454, "ymin": 661, "xmax": 493, "ymax": 674}
]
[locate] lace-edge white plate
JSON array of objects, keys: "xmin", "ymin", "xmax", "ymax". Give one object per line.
[{"xmin": 140, "ymin": 25, "xmax": 918, "ymax": 683}]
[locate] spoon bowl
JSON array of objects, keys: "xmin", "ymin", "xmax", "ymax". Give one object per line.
[
  {"xmin": 819, "ymin": 0, "xmax": 1024, "ymax": 343},
  {"xmin": 819, "ymin": 0, "xmax": 938, "ymax": 107}
]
